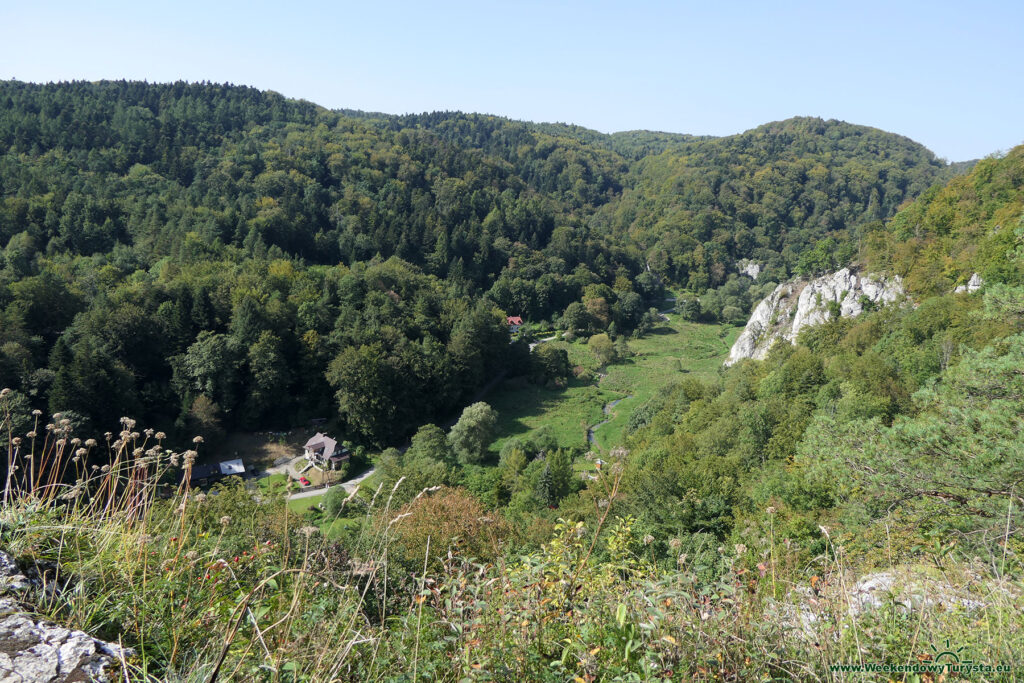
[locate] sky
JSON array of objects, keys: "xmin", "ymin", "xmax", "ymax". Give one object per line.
[{"xmin": 2, "ymin": 0, "xmax": 1021, "ymax": 161}]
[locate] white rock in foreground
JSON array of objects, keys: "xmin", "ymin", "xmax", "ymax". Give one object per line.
[
  {"xmin": 725, "ymin": 267, "xmax": 904, "ymax": 366},
  {"xmin": 0, "ymin": 550, "xmax": 125, "ymax": 682}
]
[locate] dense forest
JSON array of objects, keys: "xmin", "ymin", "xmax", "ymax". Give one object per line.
[
  {"xmin": 1, "ymin": 80, "xmax": 1023, "ymax": 680},
  {"xmin": 0, "ymin": 80, "xmax": 965, "ymax": 443}
]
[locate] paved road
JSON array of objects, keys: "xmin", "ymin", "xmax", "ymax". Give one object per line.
[
  {"xmin": 287, "ymin": 466, "xmax": 376, "ymax": 501},
  {"xmin": 529, "ymin": 335, "xmax": 557, "ymax": 350}
]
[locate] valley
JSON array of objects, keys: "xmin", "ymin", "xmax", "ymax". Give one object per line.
[{"xmin": 0, "ymin": 79, "xmax": 1020, "ymax": 681}]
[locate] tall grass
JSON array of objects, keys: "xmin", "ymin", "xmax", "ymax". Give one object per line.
[{"xmin": 1, "ymin": 399, "xmax": 1021, "ymax": 681}]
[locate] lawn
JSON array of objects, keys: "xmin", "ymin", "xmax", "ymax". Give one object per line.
[
  {"xmin": 487, "ymin": 376, "xmax": 619, "ymax": 455},
  {"xmin": 590, "ymin": 316, "xmax": 740, "ymax": 450},
  {"xmin": 486, "ymin": 316, "xmax": 741, "ymax": 455}
]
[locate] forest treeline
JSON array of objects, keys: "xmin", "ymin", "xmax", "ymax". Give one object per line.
[{"xmin": 0, "ymin": 80, "xmax": 965, "ymax": 441}]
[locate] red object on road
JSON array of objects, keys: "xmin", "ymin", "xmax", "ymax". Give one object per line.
[{"xmin": 299, "ymin": 477, "xmax": 311, "ymax": 486}]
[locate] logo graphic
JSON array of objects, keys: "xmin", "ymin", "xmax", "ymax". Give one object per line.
[{"xmin": 930, "ymin": 639, "xmax": 972, "ymax": 665}]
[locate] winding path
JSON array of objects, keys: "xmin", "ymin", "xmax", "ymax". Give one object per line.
[{"xmin": 587, "ymin": 395, "xmax": 632, "ymax": 446}]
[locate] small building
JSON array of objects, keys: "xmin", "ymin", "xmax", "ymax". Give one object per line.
[
  {"xmin": 219, "ymin": 459, "xmax": 246, "ymax": 477},
  {"xmin": 187, "ymin": 459, "xmax": 249, "ymax": 488},
  {"xmin": 304, "ymin": 432, "xmax": 350, "ymax": 470},
  {"xmin": 188, "ymin": 463, "xmax": 219, "ymax": 488},
  {"xmin": 507, "ymin": 316, "xmax": 523, "ymax": 334}
]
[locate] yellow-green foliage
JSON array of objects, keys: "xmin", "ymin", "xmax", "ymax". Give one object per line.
[{"xmin": 870, "ymin": 145, "xmax": 1024, "ymax": 295}]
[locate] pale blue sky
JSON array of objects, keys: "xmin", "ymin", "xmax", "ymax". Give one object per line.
[{"xmin": 2, "ymin": 0, "xmax": 1021, "ymax": 161}]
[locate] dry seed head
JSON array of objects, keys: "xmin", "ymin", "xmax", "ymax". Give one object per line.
[{"xmin": 219, "ymin": 515, "xmax": 231, "ymax": 526}]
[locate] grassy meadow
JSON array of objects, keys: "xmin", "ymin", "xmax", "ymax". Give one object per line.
[{"xmin": 487, "ymin": 316, "xmax": 741, "ymax": 454}]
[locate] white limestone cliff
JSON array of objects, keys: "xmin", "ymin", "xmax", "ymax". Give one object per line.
[
  {"xmin": 953, "ymin": 272, "xmax": 984, "ymax": 293},
  {"xmin": 724, "ymin": 268, "xmax": 905, "ymax": 366}
]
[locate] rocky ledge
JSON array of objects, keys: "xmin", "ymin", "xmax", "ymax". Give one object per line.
[
  {"xmin": 725, "ymin": 267, "xmax": 905, "ymax": 365},
  {"xmin": 0, "ymin": 550, "xmax": 125, "ymax": 683}
]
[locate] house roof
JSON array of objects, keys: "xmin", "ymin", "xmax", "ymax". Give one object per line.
[
  {"xmin": 507, "ymin": 316, "xmax": 523, "ymax": 326},
  {"xmin": 189, "ymin": 464, "xmax": 218, "ymax": 482},
  {"xmin": 219, "ymin": 459, "xmax": 246, "ymax": 476},
  {"xmin": 304, "ymin": 432, "xmax": 338, "ymax": 458}
]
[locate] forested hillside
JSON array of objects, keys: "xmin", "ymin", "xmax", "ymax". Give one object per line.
[
  {"xmin": 0, "ymin": 81, "xmax": 962, "ymax": 443},
  {"xmin": 1, "ymin": 80, "xmax": 1023, "ymax": 680}
]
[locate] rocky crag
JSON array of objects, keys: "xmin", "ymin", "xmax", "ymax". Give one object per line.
[
  {"xmin": 0, "ymin": 550, "xmax": 125, "ymax": 682},
  {"xmin": 725, "ymin": 267, "xmax": 905, "ymax": 365}
]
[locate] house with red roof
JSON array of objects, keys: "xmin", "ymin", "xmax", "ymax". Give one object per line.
[{"xmin": 507, "ymin": 316, "xmax": 523, "ymax": 334}]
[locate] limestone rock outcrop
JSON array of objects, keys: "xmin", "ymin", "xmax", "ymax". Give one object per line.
[
  {"xmin": 954, "ymin": 272, "xmax": 984, "ymax": 293},
  {"xmin": 725, "ymin": 267, "xmax": 905, "ymax": 365},
  {"xmin": 0, "ymin": 550, "xmax": 125, "ymax": 682}
]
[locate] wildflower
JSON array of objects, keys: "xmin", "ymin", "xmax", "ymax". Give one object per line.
[
  {"xmin": 194, "ymin": 493, "xmax": 207, "ymax": 503},
  {"xmin": 677, "ymin": 553, "xmax": 688, "ymax": 567},
  {"xmin": 669, "ymin": 538, "xmax": 682, "ymax": 550},
  {"xmin": 156, "ymin": 432, "xmax": 166, "ymax": 440},
  {"xmin": 120, "ymin": 417, "xmax": 136, "ymax": 429},
  {"xmin": 52, "ymin": 412, "xmax": 63, "ymax": 421},
  {"xmin": 766, "ymin": 506, "xmax": 776, "ymax": 515},
  {"xmin": 31, "ymin": 409, "xmax": 42, "ymax": 416},
  {"xmin": 85, "ymin": 439, "xmax": 96, "ymax": 447},
  {"xmin": 104, "ymin": 432, "xmax": 112, "ymax": 441},
  {"xmin": 71, "ymin": 438, "xmax": 81, "ymax": 446},
  {"xmin": 74, "ymin": 448, "xmax": 86, "ymax": 458},
  {"xmin": 299, "ymin": 526, "xmax": 319, "ymax": 537},
  {"xmin": 25, "ymin": 431, "xmax": 36, "ymax": 439},
  {"xmin": 219, "ymin": 515, "xmax": 231, "ymax": 526},
  {"xmin": 193, "ymin": 436, "xmax": 204, "ymax": 444},
  {"xmin": 45, "ymin": 423, "xmax": 55, "ymax": 431},
  {"xmin": 11, "ymin": 437, "xmax": 20, "ymax": 446},
  {"xmin": 0, "ymin": 388, "xmax": 9, "ymax": 398},
  {"xmin": 145, "ymin": 428, "xmax": 154, "ymax": 437},
  {"xmin": 169, "ymin": 452, "xmax": 181, "ymax": 467},
  {"xmin": 185, "ymin": 551, "xmax": 199, "ymax": 561},
  {"xmin": 183, "ymin": 450, "xmax": 197, "ymax": 466},
  {"xmin": 643, "ymin": 534, "xmax": 655, "ymax": 546},
  {"xmin": 735, "ymin": 544, "xmax": 747, "ymax": 556}
]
